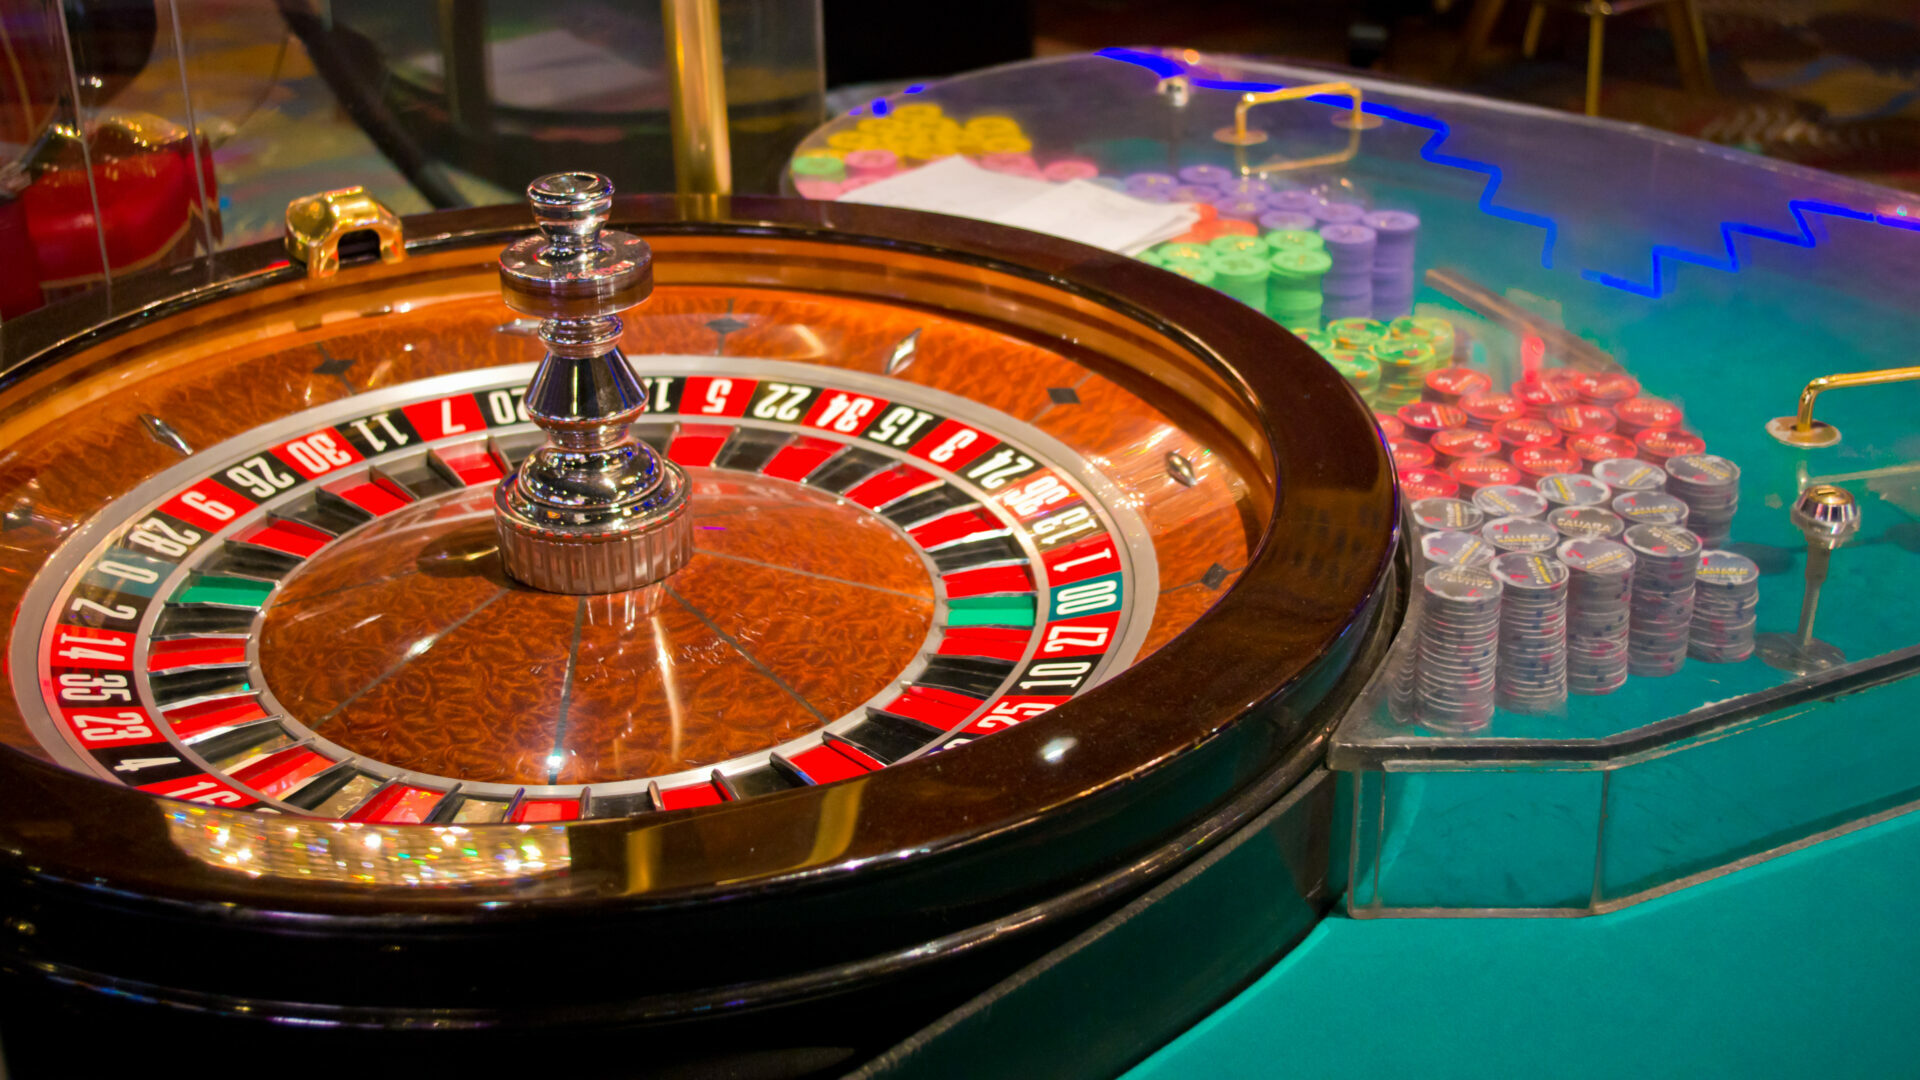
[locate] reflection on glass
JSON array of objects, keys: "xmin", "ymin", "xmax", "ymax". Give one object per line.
[{"xmin": 167, "ymin": 804, "xmax": 570, "ymax": 885}]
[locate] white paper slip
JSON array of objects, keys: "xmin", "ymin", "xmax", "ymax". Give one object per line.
[
  {"xmin": 993, "ymin": 180, "xmax": 1198, "ymax": 254},
  {"xmin": 837, "ymin": 157, "xmax": 1056, "ymax": 222},
  {"xmin": 837, "ymin": 158, "xmax": 1198, "ymax": 254}
]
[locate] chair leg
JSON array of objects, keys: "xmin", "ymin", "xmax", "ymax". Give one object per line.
[
  {"xmin": 1522, "ymin": 4, "xmax": 1547, "ymax": 59},
  {"xmin": 1585, "ymin": 13, "xmax": 1605, "ymax": 116},
  {"xmin": 1667, "ymin": 0, "xmax": 1716, "ymax": 96},
  {"xmin": 1457, "ymin": 0, "xmax": 1509, "ymax": 77}
]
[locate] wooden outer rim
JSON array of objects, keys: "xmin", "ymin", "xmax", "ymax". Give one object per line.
[{"xmin": 0, "ymin": 196, "xmax": 1393, "ymax": 945}]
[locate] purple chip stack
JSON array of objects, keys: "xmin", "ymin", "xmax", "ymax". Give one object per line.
[
  {"xmin": 1258, "ymin": 210, "xmax": 1317, "ymax": 232},
  {"xmin": 1264, "ymin": 189, "xmax": 1321, "ymax": 214},
  {"xmin": 1318, "ymin": 222, "xmax": 1377, "ymax": 321},
  {"xmin": 1312, "ymin": 200, "xmax": 1368, "ymax": 225},
  {"xmin": 1363, "ymin": 209, "xmax": 1420, "ymax": 319},
  {"xmin": 1168, "ymin": 184, "xmax": 1220, "ymax": 204},
  {"xmin": 1216, "ymin": 176, "xmax": 1272, "ymax": 200},
  {"xmin": 1177, "ymin": 163, "xmax": 1233, "ymax": 188},
  {"xmin": 1124, "ymin": 172, "xmax": 1179, "ymax": 202},
  {"xmin": 1214, "ymin": 195, "xmax": 1266, "ymax": 221}
]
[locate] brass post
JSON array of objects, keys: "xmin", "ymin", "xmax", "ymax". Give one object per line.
[
  {"xmin": 1766, "ymin": 364, "xmax": 1920, "ymax": 447},
  {"xmin": 662, "ymin": 0, "xmax": 733, "ymax": 197}
]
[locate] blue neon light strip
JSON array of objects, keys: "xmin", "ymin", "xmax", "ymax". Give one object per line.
[{"xmin": 1093, "ymin": 47, "xmax": 1919, "ymax": 299}]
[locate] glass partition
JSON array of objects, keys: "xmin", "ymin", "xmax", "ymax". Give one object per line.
[{"xmin": 784, "ymin": 48, "xmax": 1920, "ymax": 912}]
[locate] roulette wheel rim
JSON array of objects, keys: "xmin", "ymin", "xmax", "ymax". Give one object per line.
[{"xmin": 0, "ymin": 194, "xmax": 1397, "ymax": 1030}]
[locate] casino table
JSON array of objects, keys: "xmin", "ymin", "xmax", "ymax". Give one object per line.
[{"xmin": 2, "ymin": 43, "xmax": 1919, "ymax": 1080}]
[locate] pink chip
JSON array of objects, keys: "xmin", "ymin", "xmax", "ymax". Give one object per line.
[{"xmin": 1042, "ymin": 159, "xmax": 1101, "ymax": 182}]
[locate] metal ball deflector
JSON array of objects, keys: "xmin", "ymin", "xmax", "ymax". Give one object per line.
[{"xmin": 493, "ymin": 172, "xmax": 693, "ymax": 594}]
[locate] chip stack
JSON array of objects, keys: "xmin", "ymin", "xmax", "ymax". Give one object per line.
[
  {"xmin": 1460, "ymin": 392, "xmax": 1526, "ymax": 432},
  {"xmin": 1635, "ymin": 429, "xmax": 1706, "ymax": 466},
  {"xmin": 1327, "ymin": 316, "xmax": 1385, "ymax": 351},
  {"xmin": 1363, "ymin": 210, "xmax": 1420, "ymax": 320},
  {"xmin": 1372, "ymin": 340, "xmax": 1442, "ymax": 409},
  {"xmin": 1390, "ymin": 315, "xmax": 1456, "ymax": 362},
  {"xmin": 1416, "ymin": 563, "xmax": 1504, "ymax": 732},
  {"xmin": 1624, "ymin": 524, "xmax": 1703, "ymax": 677},
  {"xmin": 1559, "ymin": 538, "xmax": 1635, "ymax": 695},
  {"xmin": 1613, "ymin": 491, "xmax": 1690, "ymax": 526},
  {"xmin": 1511, "ymin": 445, "xmax": 1581, "ymax": 481},
  {"xmin": 1450, "ymin": 458, "xmax": 1523, "ymax": 496},
  {"xmin": 1690, "ymin": 550, "xmax": 1760, "ymax": 663},
  {"xmin": 1399, "ymin": 468, "xmax": 1459, "ymax": 501},
  {"xmin": 1613, "ymin": 396, "xmax": 1684, "ymax": 438},
  {"xmin": 1166, "ymin": 184, "xmax": 1219, "ymax": 205},
  {"xmin": 1512, "ymin": 377, "xmax": 1581, "ymax": 419},
  {"xmin": 1410, "ymin": 497, "xmax": 1485, "ymax": 535},
  {"xmin": 1265, "ymin": 228, "xmax": 1325, "ymax": 253},
  {"xmin": 1319, "ymin": 224, "xmax": 1377, "ymax": 321},
  {"xmin": 1592, "ymin": 457, "xmax": 1666, "ymax": 494},
  {"xmin": 1549, "ymin": 506, "xmax": 1625, "ymax": 540},
  {"xmin": 1490, "ymin": 552, "xmax": 1569, "ymax": 713},
  {"xmin": 1472, "ymin": 484, "xmax": 1550, "ymax": 520},
  {"xmin": 1265, "ymin": 189, "xmax": 1321, "ymax": 214},
  {"xmin": 1663, "ymin": 454, "xmax": 1741, "ymax": 547},
  {"xmin": 1215, "ymin": 195, "xmax": 1267, "ymax": 222},
  {"xmin": 1210, "ymin": 234, "xmax": 1270, "ymax": 261},
  {"xmin": 1124, "ymin": 172, "xmax": 1179, "ymax": 201},
  {"xmin": 1267, "ymin": 249, "xmax": 1331, "ymax": 330},
  {"xmin": 1537, "ymin": 473, "xmax": 1612, "ymax": 508},
  {"xmin": 1431, "ymin": 428, "xmax": 1502, "ymax": 469},
  {"xmin": 1565, "ymin": 433, "xmax": 1640, "ymax": 467},
  {"xmin": 1493, "ymin": 417, "xmax": 1560, "ymax": 452},
  {"xmin": 1209, "ymin": 252, "xmax": 1270, "ymax": 308},
  {"xmin": 1397, "ymin": 401, "xmax": 1467, "ymax": 442},
  {"xmin": 1425, "ymin": 367, "xmax": 1491, "ymax": 404},
  {"xmin": 1335, "ymin": 352, "xmax": 1383, "ymax": 400},
  {"xmin": 1259, "ymin": 210, "xmax": 1318, "ymax": 232},
  {"xmin": 1178, "ymin": 163, "xmax": 1233, "ymax": 188},
  {"xmin": 1313, "ymin": 200, "xmax": 1368, "ymax": 226},
  {"xmin": 1158, "ymin": 243, "xmax": 1212, "ymax": 270},
  {"xmin": 1482, "ymin": 515, "xmax": 1560, "ymax": 554},
  {"xmin": 1420, "ymin": 529, "xmax": 1498, "ymax": 570},
  {"xmin": 1576, "ymin": 371, "xmax": 1640, "ymax": 407}
]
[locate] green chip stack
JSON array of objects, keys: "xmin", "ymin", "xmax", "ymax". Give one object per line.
[
  {"xmin": 1210, "ymin": 235, "xmax": 1271, "ymax": 261},
  {"xmin": 1267, "ymin": 248, "xmax": 1331, "ymax": 331},
  {"xmin": 1370, "ymin": 337, "xmax": 1440, "ymax": 408},
  {"xmin": 1264, "ymin": 229, "xmax": 1325, "ymax": 253},
  {"xmin": 1327, "ymin": 317, "xmax": 1386, "ymax": 351},
  {"xmin": 1137, "ymin": 249, "xmax": 1167, "ymax": 268},
  {"xmin": 1158, "ymin": 243, "xmax": 1212, "ymax": 269},
  {"xmin": 1300, "ymin": 329, "xmax": 1337, "ymax": 354},
  {"xmin": 791, "ymin": 153, "xmax": 846, "ymax": 183},
  {"xmin": 1388, "ymin": 315, "xmax": 1457, "ymax": 363},
  {"xmin": 1208, "ymin": 252, "xmax": 1270, "ymax": 308},
  {"xmin": 1327, "ymin": 349, "xmax": 1381, "ymax": 399}
]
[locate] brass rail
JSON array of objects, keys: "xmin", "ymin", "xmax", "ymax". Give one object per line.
[
  {"xmin": 1214, "ymin": 81, "xmax": 1370, "ymax": 176},
  {"xmin": 1767, "ymin": 365, "xmax": 1920, "ymax": 448}
]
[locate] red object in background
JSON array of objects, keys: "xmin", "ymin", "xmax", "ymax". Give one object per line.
[
  {"xmin": 24, "ymin": 134, "xmax": 219, "ymax": 290},
  {"xmin": 14, "ymin": 124, "xmax": 221, "ymax": 309},
  {"xmin": 0, "ymin": 195, "xmax": 43, "ymax": 318}
]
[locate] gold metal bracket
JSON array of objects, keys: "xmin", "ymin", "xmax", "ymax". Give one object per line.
[
  {"xmin": 284, "ymin": 187, "xmax": 405, "ymax": 279},
  {"xmin": 1214, "ymin": 81, "xmax": 1375, "ymax": 175},
  {"xmin": 1766, "ymin": 364, "xmax": 1920, "ymax": 448}
]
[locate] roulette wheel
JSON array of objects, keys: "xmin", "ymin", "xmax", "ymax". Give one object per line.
[{"xmin": 0, "ymin": 171, "xmax": 1395, "ymax": 1070}]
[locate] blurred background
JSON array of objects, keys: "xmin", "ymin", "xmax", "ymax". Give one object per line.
[{"xmin": 2, "ymin": 0, "xmax": 1915, "ymax": 321}]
